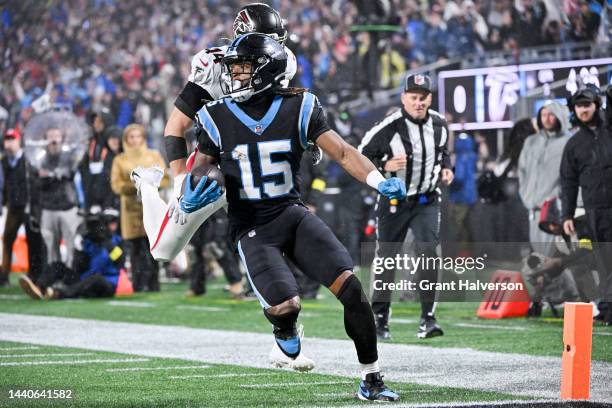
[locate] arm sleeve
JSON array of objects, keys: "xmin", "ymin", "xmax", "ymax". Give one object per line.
[
  {"xmin": 175, "ymin": 81, "xmax": 213, "ymax": 119},
  {"xmin": 441, "ymin": 123, "xmax": 452, "ymax": 169},
  {"xmin": 307, "ymin": 102, "xmax": 331, "ymax": 143},
  {"xmin": 560, "ymin": 143, "xmax": 579, "ymax": 220},
  {"xmin": 358, "ymin": 124, "xmax": 390, "ymax": 173},
  {"xmin": 196, "ymin": 130, "xmax": 221, "ymax": 159}
]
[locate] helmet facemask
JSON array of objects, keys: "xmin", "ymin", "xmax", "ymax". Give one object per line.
[{"xmin": 222, "ymin": 55, "xmax": 285, "ymax": 102}]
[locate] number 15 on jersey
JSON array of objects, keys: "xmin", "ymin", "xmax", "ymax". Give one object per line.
[{"xmin": 233, "ymin": 140, "xmax": 294, "ymax": 200}]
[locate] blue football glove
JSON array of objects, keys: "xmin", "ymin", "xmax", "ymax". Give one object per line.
[
  {"xmin": 179, "ymin": 174, "xmax": 223, "ymax": 214},
  {"xmin": 378, "ymin": 177, "xmax": 406, "ymax": 200}
]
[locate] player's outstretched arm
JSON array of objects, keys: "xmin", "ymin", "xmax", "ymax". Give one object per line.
[
  {"xmin": 317, "ymin": 130, "xmax": 406, "ymax": 200},
  {"xmin": 164, "ymin": 107, "xmax": 194, "ymax": 176}
]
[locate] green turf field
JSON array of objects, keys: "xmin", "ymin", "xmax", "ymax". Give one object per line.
[
  {"xmin": 1, "ymin": 274, "xmax": 610, "ymax": 363},
  {"xmin": 1, "ymin": 273, "xmax": 611, "ymax": 407},
  {"xmin": 0, "ymin": 340, "xmax": 525, "ymax": 407}
]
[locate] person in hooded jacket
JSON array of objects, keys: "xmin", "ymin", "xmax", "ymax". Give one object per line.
[
  {"xmin": 518, "ymin": 100, "xmax": 585, "ymax": 305},
  {"xmin": 519, "ymin": 100, "xmax": 572, "ymax": 256},
  {"xmin": 111, "ymin": 124, "xmax": 168, "ymax": 292}
]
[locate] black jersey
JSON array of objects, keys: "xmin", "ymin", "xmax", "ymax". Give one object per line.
[{"xmin": 195, "ymin": 92, "xmax": 329, "ymax": 231}]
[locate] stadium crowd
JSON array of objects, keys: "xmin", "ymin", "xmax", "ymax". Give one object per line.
[
  {"xmin": 1, "ymin": 0, "xmax": 609, "ymax": 134},
  {"xmin": 0, "ymin": 1, "xmax": 610, "ymax": 317}
]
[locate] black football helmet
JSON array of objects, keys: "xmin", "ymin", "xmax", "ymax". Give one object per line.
[
  {"xmin": 233, "ymin": 3, "xmax": 287, "ymax": 45},
  {"xmin": 221, "ymin": 33, "xmax": 288, "ymax": 102}
]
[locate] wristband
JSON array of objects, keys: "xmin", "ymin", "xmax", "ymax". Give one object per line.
[
  {"xmin": 165, "ymin": 136, "xmax": 188, "ymax": 162},
  {"xmin": 366, "ymin": 170, "xmax": 386, "ymax": 191}
]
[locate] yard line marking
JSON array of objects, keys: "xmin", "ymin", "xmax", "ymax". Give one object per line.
[
  {"xmin": 240, "ymin": 381, "xmax": 352, "ymax": 388},
  {"xmin": 107, "ymin": 365, "xmax": 210, "ymax": 372},
  {"xmin": 299, "ymin": 312, "xmax": 320, "ymax": 318},
  {"xmin": 2, "ymin": 313, "xmax": 611, "ymax": 401},
  {"xmin": 0, "ymin": 294, "xmax": 26, "ymax": 300},
  {"xmin": 0, "ymin": 358, "xmax": 150, "ymax": 367},
  {"xmin": 341, "ymin": 399, "xmax": 561, "ymax": 408},
  {"xmin": 594, "ymin": 332, "xmax": 612, "ymax": 336},
  {"xmin": 391, "ymin": 318, "xmax": 417, "ymax": 324},
  {"xmin": 170, "ymin": 373, "xmax": 269, "ymax": 379},
  {"xmin": 107, "ymin": 301, "xmax": 154, "ymax": 308},
  {"xmin": 0, "ymin": 352, "xmax": 94, "ymax": 358},
  {"xmin": 176, "ymin": 305, "xmax": 229, "ymax": 312},
  {"xmin": 314, "ymin": 392, "xmax": 354, "ymax": 397},
  {"xmin": 0, "ymin": 346, "xmax": 40, "ymax": 351},
  {"xmin": 453, "ymin": 323, "xmax": 529, "ymax": 331}
]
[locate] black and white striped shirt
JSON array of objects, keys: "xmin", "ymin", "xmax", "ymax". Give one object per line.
[{"xmin": 358, "ymin": 108, "xmax": 451, "ymax": 196}]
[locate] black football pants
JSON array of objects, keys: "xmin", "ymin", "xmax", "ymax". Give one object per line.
[{"xmin": 586, "ymin": 208, "xmax": 612, "ymax": 302}]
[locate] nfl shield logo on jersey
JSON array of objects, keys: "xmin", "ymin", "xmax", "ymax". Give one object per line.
[{"xmin": 254, "ymin": 124, "xmax": 264, "ymax": 134}]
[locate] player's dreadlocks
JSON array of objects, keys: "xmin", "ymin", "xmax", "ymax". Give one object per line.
[{"xmin": 275, "ymin": 87, "xmax": 309, "ymax": 96}]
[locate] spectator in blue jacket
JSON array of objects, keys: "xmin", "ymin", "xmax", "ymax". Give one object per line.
[
  {"xmin": 18, "ymin": 208, "xmax": 124, "ymax": 300},
  {"xmin": 449, "ymin": 133, "xmax": 478, "ymax": 244}
]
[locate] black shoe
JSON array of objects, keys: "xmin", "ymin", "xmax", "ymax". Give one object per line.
[
  {"xmin": 357, "ymin": 372, "xmax": 399, "ymax": 401},
  {"xmin": 604, "ymin": 305, "xmax": 612, "ymax": 327},
  {"xmin": 417, "ymin": 317, "xmax": 444, "ymax": 339},
  {"xmin": 375, "ymin": 313, "xmax": 391, "ymax": 340},
  {"xmin": 527, "ymin": 301, "xmax": 543, "ymax": 317}
]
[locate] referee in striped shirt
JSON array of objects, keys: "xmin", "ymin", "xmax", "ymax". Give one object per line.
[{"xmin": 359, "ymin": 74, "xmax": 454, "ymax": 340}]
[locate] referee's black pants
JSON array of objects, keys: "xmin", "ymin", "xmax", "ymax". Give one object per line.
[
  {"xmin": 586, "ymin": 208, "xmax": 612, "ymax": 303},
  {"xmin": 372, "ymin": 195, "xmax": 441, "ymax": 320}
]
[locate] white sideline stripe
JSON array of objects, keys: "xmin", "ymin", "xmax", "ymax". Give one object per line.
[
  {"xmin": 240, "ymin": 380, "xmax": 351, "ymax": 388},
  {"xmin": 391, "ymin": 318, "xmax": 417, "ymax": 324},
  {"xmin": 0, "ymin": 346, "xmax": 40, "ymax": 351},
  {"xmin": 176, "ymin": 305, "xmax": 228, "ymax": 312},
  {"xmin": 107, "ymin": 301, "xmax": 154, "ymax": 308},
  {"xmin": 316, "ymin": 389, "xmax": 439, "ymax": 398},
  {"xmin": 342, "ymin": 399, "xmax": 560, "ymax": 408},
  {"xmin": 453, "ymin": 323, "xmax": 529, "ymax": 331},
  {"xmin": 0, "ymin": 358, "xmax": 150, "ymax": 367},
  {"xmin": 314, "ymin": 392, "xmax": 354, "ymax": 397},
  {"xmin": 106, "ymin": 365, "xmax": 210, "ymax": 372},
  {"xmin": 1, "ymin": 313, "xmax": 611, "ymax": 401},
  {"xmin": 0, "ymin": 294, "xmax": 26, "ymax": 300},
  {"xmin": 0, "ymin": 352, "xmax": 94, "ymax": 358},
  {"xmin": 594, "ymin": 332, "xmax": 612, "ymax": 336},
  {"xmin": 170, "ymin": 373, "xmax": 269, "ymax": 380}
]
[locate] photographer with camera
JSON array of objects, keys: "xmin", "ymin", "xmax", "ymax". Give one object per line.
[
  {"xmin": 18, "ymin": 208, "xmax": 125, "ymax": 300},
  {"xmin": 561, "ymin": 83, "xmax": 612, "ymax": 325},
  {"xmin": 38, "ymin": 127, "xmax": 81, "ymax": 267}
]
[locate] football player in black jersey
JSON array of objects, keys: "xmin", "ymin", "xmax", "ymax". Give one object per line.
[
  {"xmin": 134, "ymin": 3, "xmax": 301, "ymax": 262},
  {"xmin": 171, "ymin": 33, "xmax": 404, "ymax": 402}
]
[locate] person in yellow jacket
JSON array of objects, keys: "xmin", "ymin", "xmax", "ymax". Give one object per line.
[{"xmin": 111, "ymin": 124, "xmax": 169, "ymax": 292}]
